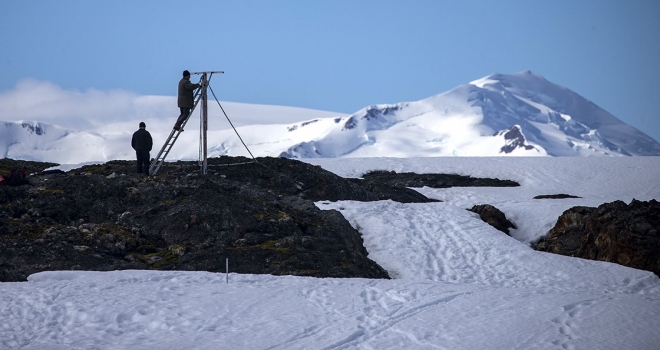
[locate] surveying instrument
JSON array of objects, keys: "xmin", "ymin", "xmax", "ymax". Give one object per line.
[{"xmin": 149, "ymin": 71, "xmax": 224, "ymax": 176}]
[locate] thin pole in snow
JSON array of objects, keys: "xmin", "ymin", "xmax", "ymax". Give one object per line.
[{"xmin": 226, "ymin": 258, "xmax": 229, "ymax": 284}]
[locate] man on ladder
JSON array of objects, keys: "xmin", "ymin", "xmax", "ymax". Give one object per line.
[
  {"xmin": 151, "ymin": 70, "xmax": 222, "ymax": 176},
  {"xmin": 173, "ymin": 70, "xmax": 200, "ymax": 131}
]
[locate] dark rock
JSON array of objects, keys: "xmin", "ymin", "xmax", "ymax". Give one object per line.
[
  {"xmin": 2, "ymin": 156, "xmax": 430, "ymax": 281},
  {"xmin": 467, "ymin": 204, "xmax": 517, "ymax": 235},
  {"xmin": 0, "ymin": 169, "xmax": 28, "ymax": 186},
  {"xmin": 495, "ymin": 125, "xmax": 539, "ymax": 154},
  {"xmin": 535, "ymin": 206, "xmax": 594, "ymax": 255},
  {"xmin": 361, "ymin": 170, "xmax": 519, "ymax": 188},
  {"xmin": 536, "ymin": 199, "xmax": 660, "ymax": 276},
  {"xmin": 103, "ymin": 157, "xmax": 437, "ymax": 203},
  {"xmin": 348, "ymin": 178, "xmax": 440, "ymax": 203},
  {"xmin": 534, "ymin": 194, "xmax": 582, "ymax": 199},
  {"xmin": 40, "ymin": 169, "xmax": 65, "ymax": 175},
  {"xmin": 0, "ymin": 158, "xmax": 58, "ymax": 176}
]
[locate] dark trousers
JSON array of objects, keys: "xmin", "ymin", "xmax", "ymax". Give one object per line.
[
  {"xmin": 175, "ymin": 107, "xmax": 191, "ymax": 126},
  {"xmin": 136, "ymin": 150, "xmax": 150, "ymax": 174}
]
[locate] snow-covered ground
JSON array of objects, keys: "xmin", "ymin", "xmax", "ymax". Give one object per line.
[{"xmin": 2, "ymin": 157, "xmax": 660, "ymax": 349}]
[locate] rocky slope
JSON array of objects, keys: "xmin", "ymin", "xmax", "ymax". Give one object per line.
[
  {"xmin": 536, "ymin": 199, "xmax": 660, "ymax": 276},
  {"xmin": 3, "ymin": 156, "xmax": 517, "ymax": 282},
  {"xmin": 4, "ymin": 156, "xmax": 658, "ymax": 281}
]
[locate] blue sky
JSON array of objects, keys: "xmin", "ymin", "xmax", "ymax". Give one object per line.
[{"xmin": 1, "ymin": 0, "xmax": 659, "ymax": 142}]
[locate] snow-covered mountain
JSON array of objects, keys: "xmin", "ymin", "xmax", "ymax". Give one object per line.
[
  {"xmin": 0, "ymin": 121, "xmax": 128, "ymax": 164},
  {"xmin": 279, "ymin": 70, "xmax": 660, "ymax": 157},
  {"xmin": 2, "ymin": 71, "xmax": 659, "ymax": 163}
]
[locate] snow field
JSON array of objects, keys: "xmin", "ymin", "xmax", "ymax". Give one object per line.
[
  {"xmin": 307, "ymin": 156, "xmax": 660, "ymax": 243},
  {"xmin": 3, "ymin": 270, "xmax": 659, "ymax": 350},
  {"xmin": 319, "ymin": 200, "xmax": 659, "ymax": 294}
]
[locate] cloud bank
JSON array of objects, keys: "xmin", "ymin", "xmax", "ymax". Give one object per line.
[
  {"xmin": 0, "ymin": 79, "xmax": 344, "ymax": 134},
  {"xmin": 0, "ymin": 79, "xmax": 144, "ymax": 130}
]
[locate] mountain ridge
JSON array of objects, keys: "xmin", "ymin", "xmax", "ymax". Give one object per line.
[
  {"xmin": 276, "ymin": 71, "xmax": 659, "ymax": 158},
  {"xmin": 2, "ymin": 71, "xmax": 659, "ymax": 163}
]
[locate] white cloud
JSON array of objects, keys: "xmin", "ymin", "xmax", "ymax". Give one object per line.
[
  {"xmin": 0, "ymin": 79, "xmax": 344, "ymax": 134},
  {"xmin": 0, "ymin": 78, "xmax": 144, "ymax": 130}
]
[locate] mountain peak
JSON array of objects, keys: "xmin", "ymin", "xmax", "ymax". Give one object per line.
[{"xmin": 470, "ymin": 70, "xmax": 548, "ymax": 89}]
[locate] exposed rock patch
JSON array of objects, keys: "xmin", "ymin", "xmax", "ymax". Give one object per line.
[
  {"xmin": 467, "ymin": 204, "xmax": 517, "ymax": 235},
  {"xmin": 361, "ymin": 170, "xmax": 520, "ymax": 188},
  {"xmin": 496, "ymin": 125, "xmax": 538, "ymax": 154},
  {"xmin": 534, "ymin": 194, "xmax": 581, "ymax": 199},
  {"xmin": 1, "ymin": 157, "xmax": 400, "ymax": 281},
  {"xmin": 347, "ymin": 178, "xmax": 440, "ymax": 203},
  {"xmin": 154, "ymin": 157, "xmax": 437, "ymax": 203},
  {"xmin": 0, "ymin": 158, "xmax": 57, "ymax": 176},
  {"xmin": 536, "ymin": 199, "xmax": 660, "ymax": 276}
]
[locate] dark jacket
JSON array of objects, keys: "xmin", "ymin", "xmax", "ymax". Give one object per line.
[
  {"xmin": 131, "ymin": 128, "xmax": 153, "ymax": 152},
  {"xmin": 178, "ymin": 77, "xmax": 200, "ymax": 108}
]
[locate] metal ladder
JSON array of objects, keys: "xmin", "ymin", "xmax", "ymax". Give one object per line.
[{"xmin": 149, "ymin": 89, "xmax": 202, "ymax": 175}]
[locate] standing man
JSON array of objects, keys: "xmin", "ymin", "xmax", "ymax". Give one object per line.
[
  {"xmin": 131, "ymin": 122, "xmax": 153, "ymax": 175},
  {"xmin": 173, "ymin": 70, "xmax": 200, "ymax": 131}
]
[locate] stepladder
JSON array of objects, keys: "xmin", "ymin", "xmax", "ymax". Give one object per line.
[{"xmin": 148, "ymin": 89, "xmax": 202, "ymax": 176}]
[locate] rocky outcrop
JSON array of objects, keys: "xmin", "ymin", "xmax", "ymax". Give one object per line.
[
  {"xmin": 536, "ymin": 199, "xmax": 660, "ymax": 276},
  {"xmin": 534, "ymin": 194, "xmax": 581, "ymax": 199},
  {"xmin": 467, "ymin": 204, "xmax": 517, "ymax": 235},
  {"xmin": 159, "ymin": 157, "xmax": 435, "ymax": 203},
  {"xmin": 1, "ymin": 157, "xmax": 403, "ymax": 281},
  {"xmin": 347, "ymin": 178, "xmax": 440, "ymax": 203},
  {"xmin": 0, "ymin": 158, "xmax": 57, "ymax": 176},
  {"xmin": 496, "ymin": 125, "xmax": 538, "ymax": 154},
  {"xmin": 361, "ymin": 170, "xmax": 519, "ymax": 188}
]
